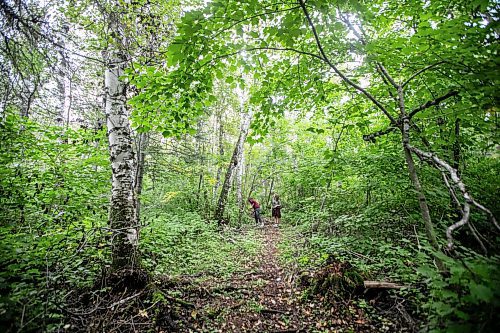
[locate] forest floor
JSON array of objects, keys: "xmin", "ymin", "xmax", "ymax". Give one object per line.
[
  {"xmin": 158, "ymin": 223, "xmax": 407, "ymax": 333},
  {"xmin": 70, "ymin": 223, "xmax": 415, "ymax": 332}
]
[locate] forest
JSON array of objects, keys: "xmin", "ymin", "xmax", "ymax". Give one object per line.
[{"xmin": 0, "ymin": 0, "xmax": 499, "ymax": 332}]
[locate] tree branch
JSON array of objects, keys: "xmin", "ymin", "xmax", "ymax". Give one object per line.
[
  {"xmin": 408, "ymin": 90, "xmax": 458, "ymax": 119},
  {"xmin": 363, "ymin": 126, "xmax": 397, "ymax": 142},
  {"xmin": 212, "ymin": 5, "xmax": 301, "ymax": 40},
  {"xmin": 198, "ymin": 46, "xmax": 324, "ymax": 69},
  {"xmin": 402, "ymin": 61, "xmax": 446, "ymax": 88},
  {"xmin": 407, "ymin": 144, "xmax": 499, "ymax": 250},
  {"xmin": 441, "ymin": 172, "xmax": 487, "ymax": 255},
  {"xmin": 298, "ymin": 0, "xmax": 396, "ymax": 124}
]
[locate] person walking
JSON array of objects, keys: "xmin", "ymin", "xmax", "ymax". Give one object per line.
[
  {"xmin": 271, "ymin": 193, "xmax": 281, "ymax": 226},
  {"xmin": 248, "ymin": 198, "xmax": 264, "ymax": 227}
]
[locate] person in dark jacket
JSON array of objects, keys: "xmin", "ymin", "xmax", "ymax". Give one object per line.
[{"xmin": 271, "ymin": 193, "xmax": 281, "ymax": 226}]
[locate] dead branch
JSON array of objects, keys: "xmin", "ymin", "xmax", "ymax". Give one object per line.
[
  {"xmin": 408, "ymin": 144, "xmax": 499, "ymax": 249},
  {"xmin": 363, "ymin": 281, "xmax": 408, "ymax": 289},
  {"xmin": 441, "ymin": 173, "xmax": 487, "ymax": 255},
  {"xmin": 109, "ymin": 291, "xmax": 143, "ymax": 309}
]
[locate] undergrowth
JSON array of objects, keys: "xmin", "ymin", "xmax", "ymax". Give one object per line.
[
  {"xmin": 140, "ymin": 210, "xmax": 261, "ymax": 277},
  {"xmin": 278, "ymin": 210, "xmax": 500, "ymax": 333}
]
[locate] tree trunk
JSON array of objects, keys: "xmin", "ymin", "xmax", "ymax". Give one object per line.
[
  {"xmin": 57, "ymin": 23, "xmax": 71, "ymax": 128},
  {"xmin": 214, "ymin": 111, "xmax": 251, "ymax": 225},
  {"xmin": 104, "ymin": 10, "xmax": 139, "ymax": 270},
  {"xmin": 266, "ymin": 178, "xmax": 274, "ymax": 209},
  {"xmin": 212, "ymin": 113, "xmax": 224, "ymax": 205},
  {"xmin": 134, "ymin": 132, "xmax": 148, "ymax": 224},
  {"xmin": 237, "ymin": 153, "xmax": 245, "ymax": 223},
  {"xmin": 401, "ymin": 119, "xmax": 444, "ymax": 270},
  {"xmin": 403, "ymin": 146, "xmax": 439, "ymax": 250}
]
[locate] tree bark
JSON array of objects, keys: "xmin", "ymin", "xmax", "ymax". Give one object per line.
[
  {"xmin": 212, "ymin": 113, "xmax": 224, "ymax": 205},
  {"xmin": 401, "ymin": 118, "xmax": 444, "ymax": 270},
  {"xmin": 266, "ymin": 178, "xmax": 274, "ymax": 209},
  {"xmin": 214, "ymin": 111, "xmax": 251, "ymax": 225},
  {"xmin": 134, "ymin": 132, "xmax": 148, "ymax": 224},
  {"xmin": 237, "ymin": 152, "xmax": 245, "ymax": 223},
  {"xmin": 57, "ymin": 23, "xmax": 71, "ymax": 128},
  {"xmin": 104, "ymin": 10, "xmax": 139, "ymax": 270}
]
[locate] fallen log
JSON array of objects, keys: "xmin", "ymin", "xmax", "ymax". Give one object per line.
[{"xmin": 363, "ymin": 281, "xmax": 408, "ymax": 289}]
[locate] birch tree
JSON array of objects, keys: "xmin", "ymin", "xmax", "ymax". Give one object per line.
[
  {"xmin": 103, "ymin": 5, "xmax": 139, "ymax": 270},
  {"xmin": 214, "ymin": 110, "xmax": 251, "ymax": 225}
]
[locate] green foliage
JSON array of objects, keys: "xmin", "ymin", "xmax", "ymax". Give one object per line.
[
  {"xmin": 140, "ymin": 209, "xmax": 260, "ymax": 277},
  {"xmin": 0, "ymin": 114, "xmax": 110, "ymax": 332},
  {"xmin": 272, "ymin": 104, "xmax": 498, "ymax": 330},
  {"xmin": 418, "ymin": 250, "xmax": 500, "ymax": 332}
]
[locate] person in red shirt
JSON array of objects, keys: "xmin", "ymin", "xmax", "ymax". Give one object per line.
[{"xmin": 248, "ymin": 198, "xmax": 263, "ymax": 226}]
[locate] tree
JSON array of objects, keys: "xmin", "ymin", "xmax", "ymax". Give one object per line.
[
  {"xmin": 214, "ymin": 109, "xmax": 251, "ymax": 225},
  {"xmin": 101, "ymin": 3, "xmax": 139, "ymax": 270}
]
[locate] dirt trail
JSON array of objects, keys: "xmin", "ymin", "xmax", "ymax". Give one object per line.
[
  {"xmin": 174, "ymin": 225, "xmax": 373, "ymax": 332},
  {"xmin": 67, "ymin": 224, "xmax": 412, "ymax": 332}
]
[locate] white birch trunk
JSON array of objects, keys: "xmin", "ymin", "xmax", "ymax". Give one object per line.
[
  {"xmin": 214, "ymin": 110, "xmax": 251, "ymax": 224},
  {"xmin": 212, "ymin": 113, "xmax": 224, "ymax": 204},
  {"xmin": 104, "ymin": 10, "xmax": 139, "ymax": 270}
]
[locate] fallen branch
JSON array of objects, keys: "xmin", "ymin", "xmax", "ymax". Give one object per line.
[
  {"xmin": 363, "ymin": 281, "xmax": 408, "ymax": 289},
  {"xmin": 109, "ymin": 291, "xmax": 143, "ymax": 309},
  {"xmin": 341, "ymin": 249, "xmax": 374, "ymax": 262}
]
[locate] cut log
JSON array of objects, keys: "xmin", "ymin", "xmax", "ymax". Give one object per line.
[{"xmin": 363, "ymin": 281, "xmax": 408, "ymax": 289}]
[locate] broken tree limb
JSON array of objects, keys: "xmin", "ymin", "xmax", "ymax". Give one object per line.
[
  {"xmin": 408, "ymin": 90, "xmax": 458, "ymax": 119},
  {"xmin": 363, "ymin": 281, "xmax": 408, "ymax": 289},
  {"xmin": 109, "ymin": 291, "xmax": 143, "ymax": 309},
  {"xmin": 441, "ymin": 172, "xmax": 487, "ymax": 255},
  {"xmin": 407, "ymin": 144, "xmax": 499, "ymax": 250}
]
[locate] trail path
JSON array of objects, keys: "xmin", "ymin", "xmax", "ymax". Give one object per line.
[{"xmin": 174, "ymin": 225, "xmax": 374, "ymax": 332}]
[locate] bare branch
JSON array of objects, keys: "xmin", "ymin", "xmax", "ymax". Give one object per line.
[
  {"xmin": 447, "ymin": 201, "xmax": 471, "ymax": 250},
  {"xmin": 408, "ymin": 90, "xmax": 458, "ymax": 119},
  {"xmin": 441, "ymin": 172, "xmax": 487, "ymax": 254},
  {"xmin": 407, "ymin": 144, "xmax": 499, "ymax": 250}
]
